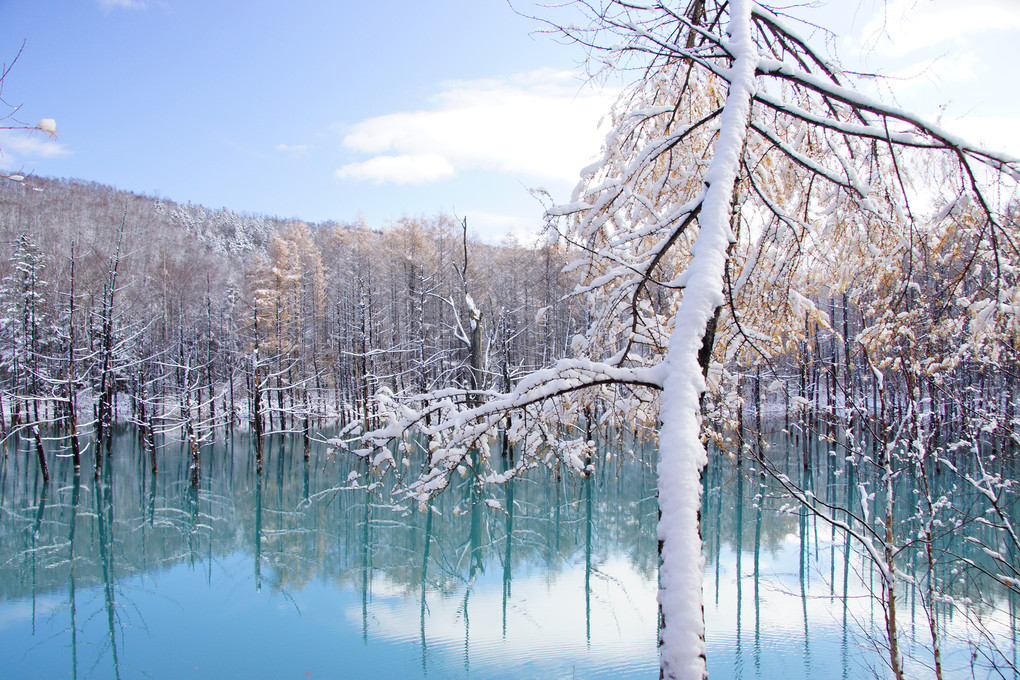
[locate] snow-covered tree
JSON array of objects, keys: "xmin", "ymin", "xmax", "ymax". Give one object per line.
[
  {"xmin": 0, "ymin": 233, "xmax": 49, "ymax": 426},
  {"xmin": 337, "ymin": 2, "xmax": 1019, "ymax": 678}
]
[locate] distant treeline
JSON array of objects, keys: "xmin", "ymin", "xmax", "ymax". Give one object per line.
[
  {"xmin": 0, "ymin": 176, "xmax": 581, "ymax": 474},
  {"xmin": 1, "ymin": 175, "xmax": 1017, "ymax": 477}
]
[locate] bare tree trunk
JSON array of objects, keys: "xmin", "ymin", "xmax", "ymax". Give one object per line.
[
  {"xmin": 32, "ymin": 425, "xmax": 49, "ymax": 484},
  {"xmin": 184, "ymin": 361, "xmax": 199, "ymax": 487},
  {"xmin": 359, "ymin": 280, "xmax": 370, "ymax": 432},
  {"xmin": 229, "ymin": 356, "xmax": 237, "ymax": 435},
  {"xmin": 205, "ymin": 277, "xmax": 216, "ymax": 438},
  {"xmin": 461, "ymin": 217, "xmax": 483, "ymax": 402},
  {"xmin": 138, "ymin": 379, "xmax": 158, "ymax": 474},
  {"xmin": 67, "ymin": 242, "xmax": 81, "ymax": 472},
  {"xmin": 96, "ymin": 222, "xmax": 123, "ymax": 476},
  {"xmin": 251, "ymin": 304, "xmax": 265, "ymax": 474},
  {"xmin": 303, "ymin": 388, "xmax": 311, "ymax": 461}
]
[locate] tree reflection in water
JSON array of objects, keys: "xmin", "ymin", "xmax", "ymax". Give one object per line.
[{"xmin": 0, "ymin": 428, "xmax": 1016, "ymax": 679}]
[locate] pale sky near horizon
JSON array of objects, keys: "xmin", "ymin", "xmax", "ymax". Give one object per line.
[{"xmin": 1, "ymin": 0, "xmax": 1018, "ymax": 243}]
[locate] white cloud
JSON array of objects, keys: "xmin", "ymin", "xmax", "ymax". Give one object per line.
[
  {"xmin": 887, "ymin": 51, "xmax": 979, "ymax": 88},
  {"xmin": 351, "ymin": 556, "xmax": 656, "ymax": 670},
  {"xmin": 98, "ymin": 0, "xmax": 146, "ymax": 9},
  {"xmin": 335, "ymin": 154, "xmax": 455, "ymax": 184},
  {"xmin": 274, "ymin": 143, "xmax": 310, "ymax": 158},
  {"xmin": 465, "ymin": 210, "xmax": 544, "ymax": 245},
  {"xmin": 335, "ymin": 68, "xmax": 617, "ymax": 186},
  {"xmin": 942, "ymin": 116, "xmax": 1020, "ymax": 158},
  {"xmin": 0, "ymin": 130, "xmax": 70, "ymax": 164},
  {"xmin": 862, "ymin": 0, "xmax": 1020, "ymax": 55},
  {"xmin": 837, "ymin": 0, "xmax": 1020, "ymax": 147}
]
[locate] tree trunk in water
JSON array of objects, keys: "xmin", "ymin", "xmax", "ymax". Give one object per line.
[
  {"xmin": 184, "ymin": 362, "xmax": 200, "ymax": 487},
  {"xmin": 33, "ymin": 425, "xmax": 49, "ymax": 484},
  {"xmin": 303, "ymin": 389, "xmax": 311, "ymax": 462}
]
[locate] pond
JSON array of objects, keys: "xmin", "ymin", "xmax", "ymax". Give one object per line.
[{"xmin": 0, "ymin": 429, "xmax": 1017, "ymax": 679}]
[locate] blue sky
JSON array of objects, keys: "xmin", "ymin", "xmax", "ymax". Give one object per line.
[{"xmin": 2, "ymin": 0, "xmax": 1018, "ymax": 242}]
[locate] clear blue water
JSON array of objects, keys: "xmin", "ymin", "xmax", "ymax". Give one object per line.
[{"xmin": 0, "ymin": 430, "xmax": 1016, "ymax": 679}]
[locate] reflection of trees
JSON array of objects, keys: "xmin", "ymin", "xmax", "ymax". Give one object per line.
[
  {"xmin": 706, "ymin": 429, "xmax": 1020, "ymax": 678},
  {"xmin": 94, "ymin": 474, "xmax": 120, "ymax": 680},
  {"xmin": 1, "ymin": 430, "xmax": 665, "ymax": 604},
  {"xmin": 7, "ymin": 431, "xmax": 1012, "ymax": 617},
  {"xmin": 4, "ymin": 428, "xmax": 1013, "ymax": 676}
]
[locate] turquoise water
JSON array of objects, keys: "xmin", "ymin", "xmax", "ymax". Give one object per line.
[{"xmin": 0, "ymin": 430, "xmax": 1016, "ymax": 679}]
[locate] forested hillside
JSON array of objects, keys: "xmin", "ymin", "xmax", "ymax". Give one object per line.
[
  {"xmin": 0, "ymin": 176, "xmax": 581, "ymax": 470},
  {"xmin": 3, "ymin": 170, "xmax": 1019, "ymax": 468}
]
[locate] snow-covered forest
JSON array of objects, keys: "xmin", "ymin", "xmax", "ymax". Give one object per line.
[
  {"xmin": 7, "ymin": 168, "xmax": 1013, "ymax": 478},
  {"xmin": 0, "ymin": 176, "xmax": 584, "ymax": 472},
  {"xmin": 3, "ymin": 1, "xmax": 1020, "ymax": 679}
]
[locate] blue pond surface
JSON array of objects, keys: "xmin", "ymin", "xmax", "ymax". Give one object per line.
[{"xmin": 0, "ymin": 430, "xmax": 1016, "ymax": 679}]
